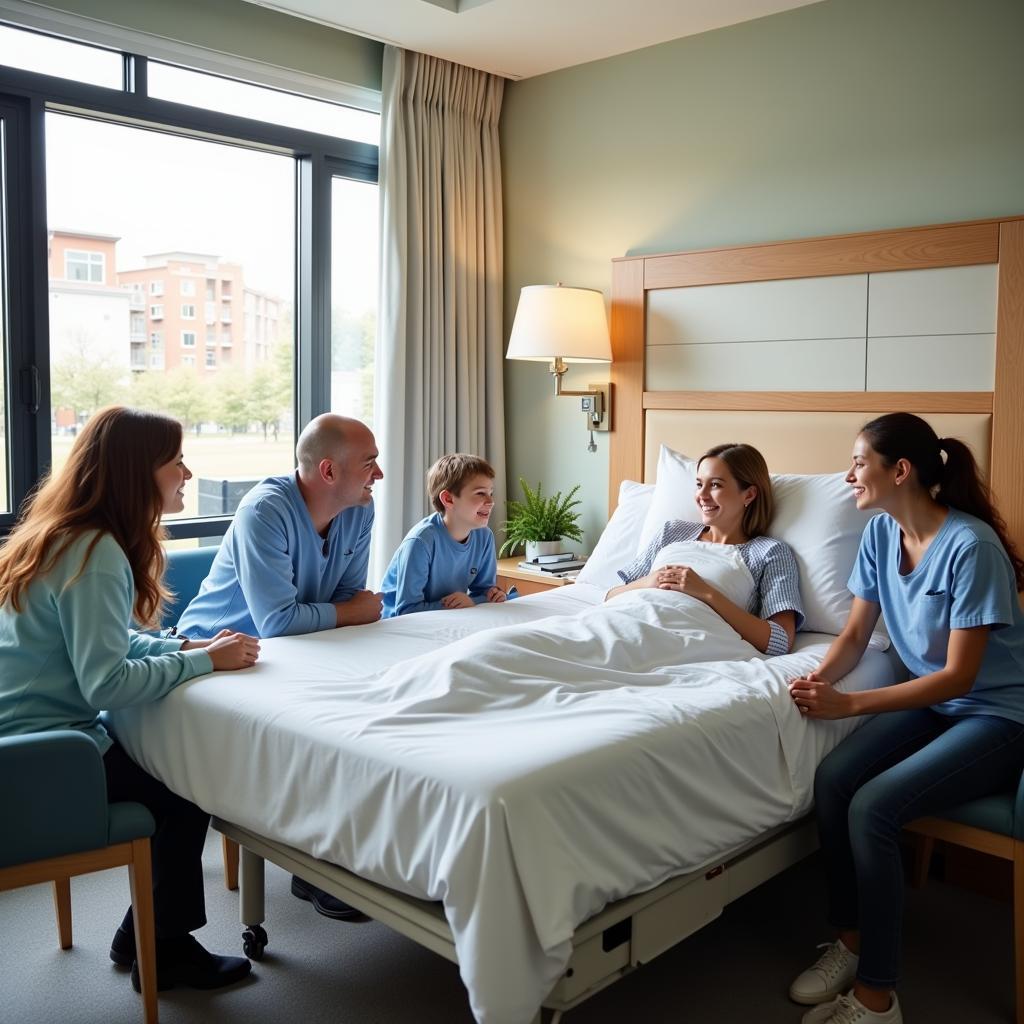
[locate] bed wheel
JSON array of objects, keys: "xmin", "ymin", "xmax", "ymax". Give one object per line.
[{"xmin": 242, "ymin": 924, "xmax": 268, "ymax": 960}]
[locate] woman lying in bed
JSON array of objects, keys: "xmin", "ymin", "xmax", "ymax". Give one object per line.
[{"xmin": 606, "ymin": 442, "xmax": 804, "ymax": 656}]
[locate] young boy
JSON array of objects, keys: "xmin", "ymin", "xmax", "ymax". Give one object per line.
[{"xmin": 381, "ymin": 453, "xmax": 506, "ymax": 618}]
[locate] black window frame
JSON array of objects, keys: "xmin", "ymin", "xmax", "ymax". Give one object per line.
[{"xmin": 0, "ymin": 33, "xmax": 378, "ymax": 540}]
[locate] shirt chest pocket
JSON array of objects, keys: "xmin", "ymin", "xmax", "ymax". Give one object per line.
[{"xmin": 920, "ymin": 588, "xmax": 951, "ymax": 623}]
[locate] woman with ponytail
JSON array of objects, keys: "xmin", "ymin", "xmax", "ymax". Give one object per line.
[
  {"xmin": 0, "ymin": 407, "xmax": 260, "ymax": 996},
  {"xmin": 786, "ymin": 412, "xmax": 1024, "ymax": 1024}
]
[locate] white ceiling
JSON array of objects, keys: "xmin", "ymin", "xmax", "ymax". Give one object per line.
[{"xmin": 244, "ymin": 0, "xmax": 823, "ymax": 80}]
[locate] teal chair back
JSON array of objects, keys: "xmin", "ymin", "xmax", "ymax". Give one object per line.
[
  {"xmin": 0, "ymin": 730, "xmax": 160, "ymax": 1022},
  {"xmin": 163, "ymin": 546, "xmax": 218, "ymax": 629}
]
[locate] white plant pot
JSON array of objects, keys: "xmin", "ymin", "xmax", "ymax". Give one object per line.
[{"xmin": 525, "ymin": 539, "xmax": 565, "ymax": 561}]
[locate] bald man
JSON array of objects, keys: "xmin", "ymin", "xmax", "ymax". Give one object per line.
[
  {"xmin": 177, "ymin": 416, "xmax": 383, "ymax": 923},
  {"xmin": 178, "ymin": 415, "xmax": 384, "ymax": 640}
]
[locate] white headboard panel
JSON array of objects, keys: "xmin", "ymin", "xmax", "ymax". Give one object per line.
[{"xmin": 646, "ymin": 264, "xmax": 997, "ymax": 393}]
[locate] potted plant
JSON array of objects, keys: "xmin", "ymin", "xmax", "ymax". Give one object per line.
[{"xmin": 499, "ymin": 478, "xmax": 584, "ymax": 559}]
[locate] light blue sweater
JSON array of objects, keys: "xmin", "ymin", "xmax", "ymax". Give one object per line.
[
  {"xmin": 177, "ymin": 473, "xmax": 374, "ymax": 638},
  {"xmin": 0, "ymin": 531, "xmax": 214, "ymax": 754},
  {"xmin": 381, "ymin": 512, "xmax": 497, "ymax": 618}
]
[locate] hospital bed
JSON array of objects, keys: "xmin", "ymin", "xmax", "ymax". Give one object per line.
[{"xmin": 110, "ymin": 215, "xmax": 1023, "ymax": 1023}]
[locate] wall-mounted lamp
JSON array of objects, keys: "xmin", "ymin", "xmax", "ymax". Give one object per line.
[{"xmin": 505, "ymin": 284, "xmax": 613, "ymax": 452}]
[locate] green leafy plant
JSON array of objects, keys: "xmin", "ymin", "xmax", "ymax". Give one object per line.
[{"xmin": 499, "ymin": 478, "xmax": 584, "ymax": 557}]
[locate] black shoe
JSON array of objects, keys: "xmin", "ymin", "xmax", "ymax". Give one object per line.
[
  {"xmin": 110, "ymin": 924, "xmax": 135, "ymax": 967},
  {"xmin": 130, "ymin": 935, "xmax": 251, "ymax": 993},
  {"xmin": 290, "ymin": 875, "xmax": 369, "ymax": 922}
]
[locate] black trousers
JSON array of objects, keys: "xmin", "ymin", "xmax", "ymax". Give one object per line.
[{"xmin": 103, "ymin": 740, "xmax": 208, "ymax": 939}]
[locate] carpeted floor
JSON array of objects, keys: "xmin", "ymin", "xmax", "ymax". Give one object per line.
[{"xmin": 0, "ymin": 834, "xmax": 1013, "ymax": 1024}]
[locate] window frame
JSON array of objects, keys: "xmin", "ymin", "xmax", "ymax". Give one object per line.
[
  {"xmin": 0, "ymin": 33, "xmax": 378, "ymax": 539},
  {"xmin": 63, "ymin": 247, "xmax": 103, "ymax": 282}
]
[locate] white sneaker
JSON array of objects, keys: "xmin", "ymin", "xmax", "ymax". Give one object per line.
[
  {"xmin": 801, "ymin": 990, "xmax": 902, "ymax": 1024},
  {"xmin": 789, "ymin": 940, "xmax": 859, "ymax": 1005}
]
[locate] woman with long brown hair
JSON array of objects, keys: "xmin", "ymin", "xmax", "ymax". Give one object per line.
[
  {"xmin": 788, "ymin": 413, "xmax": 1024, "ymax": 1024},
  {"xmin": 0, "ymin": 406, "xmax": 260, "ymax": 994},
  {"xmin": 606, "ymin": 442, "xmax": 804, "ymax": 656}
]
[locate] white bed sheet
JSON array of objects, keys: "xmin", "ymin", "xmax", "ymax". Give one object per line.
[{"xmin": 110, "ymin": 584, "xmax": 900, "ymax": 1024}]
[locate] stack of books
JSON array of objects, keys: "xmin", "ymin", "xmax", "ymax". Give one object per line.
[{"xmin": 517, "ymin": 552, "xmax": 587, "ymax": 574}]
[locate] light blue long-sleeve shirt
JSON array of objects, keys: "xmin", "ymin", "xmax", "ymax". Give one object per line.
[
  {"xmin": 381, "ymin": 512, "xmax": 497, "ymax": 618},
  {"xmin": 0, "ymin": 531, "xmax": 214, "ymax": 754},
  {"xmin": 177, "ymin": 473, "xmax": 374, "ymax": 638}
]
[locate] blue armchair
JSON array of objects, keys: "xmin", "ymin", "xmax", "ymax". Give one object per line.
[
  {"xmin": 0, "ymin": 730, "xmax": 160, "ymax": 1023},
  {"xmin": 163, "ymin": 546, "xmax": 218, "ymax": 630},
  {"xmin": 907, "ymin": 778, "xmax": 1024, "ymax": 1023},
  {"xmin": 163, "ymin": 545, "xmax": 240, "ymax": 891}
]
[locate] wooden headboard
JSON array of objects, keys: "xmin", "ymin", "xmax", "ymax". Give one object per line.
[{"xmin": 609, "ymin": 216, "xmax": 1024, "ymax": 550}]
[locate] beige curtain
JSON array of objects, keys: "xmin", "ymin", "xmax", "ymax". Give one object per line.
[{"xmin": 371, "ymin": 46, "xmax": 506, "ymax": 584}]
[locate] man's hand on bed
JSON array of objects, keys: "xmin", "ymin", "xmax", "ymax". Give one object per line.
[
  {"xmin": 485, "ymin": 586, "xmax": 507, "ymax": 603},
  {"xmin": 335, "ymin": 590, "xmax": 384, "ymax": 626},
  {"xmin": 788, "ymin": 671, "xmax": 852, "ymax": 719},
  {"xmin": 442, "ymin": 592, "xmax": 475, "ymax": 609}
]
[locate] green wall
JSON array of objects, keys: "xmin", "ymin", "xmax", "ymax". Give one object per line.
[
  {"xmin": 501, "ymin": 0, "xmax": 1024, "ymax": 550},
  {"xmin": 35, "ymin": 0, "xmax": 382, "ymax": 91}
]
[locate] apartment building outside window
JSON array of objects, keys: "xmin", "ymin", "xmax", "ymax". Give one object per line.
[{"xmin": 181, "ymin": 303, "xmax": 196, "ymax": 319}]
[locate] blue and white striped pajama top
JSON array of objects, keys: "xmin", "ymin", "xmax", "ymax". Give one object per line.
[{"xmin": 617, "ymin": 520, "xmax": 805, "ymax": 656}]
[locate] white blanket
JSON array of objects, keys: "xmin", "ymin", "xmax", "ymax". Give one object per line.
[{"xmin": 110, "ymin": 585, "xmax": 897, "ymax": 1024}]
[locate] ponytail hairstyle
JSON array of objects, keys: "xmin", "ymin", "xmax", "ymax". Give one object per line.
[
  {"xmin": 860, "ymin": 412, "xmax": 1024, "ymax": 589},
  {"xmin": 698, "ymin": 442, "xmax": 774, "ymax": 539},
  {"xmin": 0, "ymin": 406, "xmax": 182, "ymax": 627}
]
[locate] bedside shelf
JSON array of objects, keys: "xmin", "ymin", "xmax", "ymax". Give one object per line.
[{"xmin": 497, "ymin": 557, "xmax": 579, "ymax": 594}]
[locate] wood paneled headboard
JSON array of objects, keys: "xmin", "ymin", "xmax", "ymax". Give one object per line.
[{"xmin": 609, "ymin": 216, "xmax": 1024, "ymax": 550}]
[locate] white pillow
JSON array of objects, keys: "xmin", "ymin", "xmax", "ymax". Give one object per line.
[
  {"xmin": 575, "ymin": 479, "xmax": 655, "ymax": 592},
  {"xmin": 637, "ymin": 444, "xmax": 880, "ymax": 636},
  {"xmin": 638, "ymin": 446, "xmax": 697, "ymax": 549}
]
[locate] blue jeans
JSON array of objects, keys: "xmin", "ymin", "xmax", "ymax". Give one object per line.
[{"xmin": 814, "ymin": 708, "xmax": 1024, "ymax": 988}]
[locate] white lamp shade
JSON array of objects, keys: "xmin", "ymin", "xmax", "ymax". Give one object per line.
[{"xmin": 506, "ymin": 285, "xmax": 612, "ymax": 363}]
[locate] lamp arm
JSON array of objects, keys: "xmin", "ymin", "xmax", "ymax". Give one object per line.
[{"xmin": 549, "ymin": 358, "xmax": 601, "ymax": 398}]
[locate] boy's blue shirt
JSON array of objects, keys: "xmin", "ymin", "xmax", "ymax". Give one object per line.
[
  {"xmin": 381, "ymin": 511, "xmax": 497, "ymax": 618},
  {"xmin": 0, "ymin": 531, "xmax": 213, "ymax": 753},
  {"xmin": 177, "ymin": 473, "xmax": 374, "ymax": 638}
]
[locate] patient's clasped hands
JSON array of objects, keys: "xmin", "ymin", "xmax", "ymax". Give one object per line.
[{"xmin": 648, "ymin": 564, "xmax": 714, "ymax": 604}]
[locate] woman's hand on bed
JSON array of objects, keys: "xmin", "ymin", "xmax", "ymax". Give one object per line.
[
  {"xmin": 442, "ymin": 592, "xmax": 475, "ymax": 609},
  {"xmin": 788, "ymin": 671, "xmax": 851, "ymax": 719},
  {"xmin": 206, "ymin": 631, "xmax": 261, "ymax": 671}
]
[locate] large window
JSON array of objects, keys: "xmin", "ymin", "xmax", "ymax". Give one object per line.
[
  {"xmin": 0, "ymin": 21, "xmax": 379, "ymax": 538},
  {"xmin": 45, "ymin": 113, "xmax": 297, "ymax": 523}
]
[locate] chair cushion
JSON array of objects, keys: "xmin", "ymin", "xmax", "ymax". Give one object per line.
[
  {"xmin": 107, "ymin": 801, "xmax": 156, "ymax": 845},
  {"xmin": 0, "ymin": 731, "xmax": 109, "ymax": 867},
  {"xmin": 938, "ymin": 792, "xmax": 1015, "ymax": 838}
]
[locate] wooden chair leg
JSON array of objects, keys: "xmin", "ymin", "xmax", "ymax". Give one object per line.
[
  {"xmin": 223, "ymin": 836, "xmax": 239, "ymax": 892},
  {"xmin": 910, "ymin": 833, "xmax": 935, "ymax": 888},
  {"xmin": 51, "ymin": 877, "xmax": 72, "ymax": 949},
  {"xmin": 1014, "ymin": 840, "xmax": 1024, "ymax": 1024},
  {"xmin": 128, "ymin": 837, "xmax": 159, "ymax": 1024}
]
